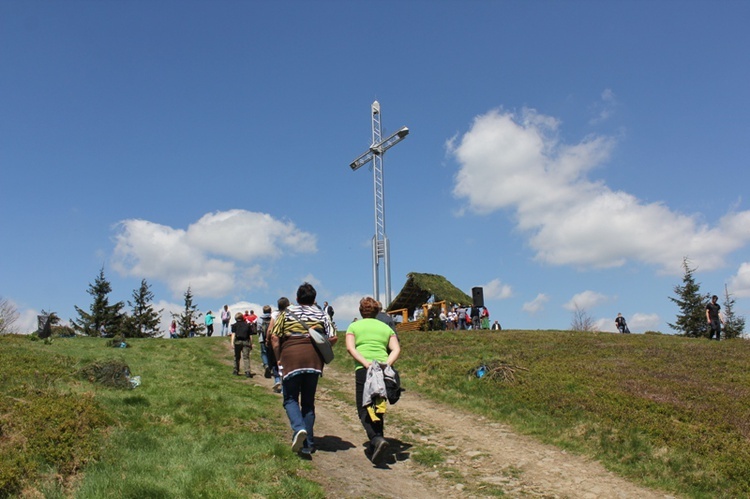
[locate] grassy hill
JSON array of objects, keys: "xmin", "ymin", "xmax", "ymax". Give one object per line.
[{"xmin": 2, "ymin": 330, "xmax": 749, "ymax": 498}]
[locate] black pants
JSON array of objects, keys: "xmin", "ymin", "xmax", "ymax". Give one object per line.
[
  {"xmin": 709, "ymin": 320, "xmax": 721, "ymax": 340},
  {"xmin": 355, "ymin": 367, "xmax": 384, "ymax": 441}
]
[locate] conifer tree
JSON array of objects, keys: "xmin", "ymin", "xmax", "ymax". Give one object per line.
[
  {"xmin": 124, "ymin": 279, "xmax": 163, "ymax": 338},
  {"xmin": 71, "ymin": 267, "xmax": 125, "ymax": 336},
  {"xmin": 174, "ymin": 286, "xmax": 203, "ymax": 338},
  {"xmin": 722, "ymin": 284, "xmax": 746, "ymax": 340},
  {"xmin": 668, "ymin": 257, "xmax": 709, "ymax": 338}
]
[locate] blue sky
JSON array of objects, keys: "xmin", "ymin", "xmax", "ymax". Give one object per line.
[{"xmin": 2, "ymin": 1, "xmax": 749, "ymax": 336}]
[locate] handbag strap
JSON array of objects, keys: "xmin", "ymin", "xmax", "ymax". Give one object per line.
[{"xmin": 284, "ymin": 310, "xmax": 311, "ymax": 331}]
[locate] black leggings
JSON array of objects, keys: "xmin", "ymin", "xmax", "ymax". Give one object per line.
[{"xmin": 355, "ymin": 367, "xmax": 384, "ymax": 441}]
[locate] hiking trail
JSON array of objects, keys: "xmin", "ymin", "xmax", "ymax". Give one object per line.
[{"xmin": 243, "ymin": 352, "xmax": 676, "ymax": 499}]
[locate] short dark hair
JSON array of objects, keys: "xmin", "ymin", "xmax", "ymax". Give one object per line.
[
  {"xmin": 277, "ymin": 296, "xmax": 290, "ymax": 311},
  {"xmin": 297, "ymin": 282, "xmax": 317, "ymax": 305}
]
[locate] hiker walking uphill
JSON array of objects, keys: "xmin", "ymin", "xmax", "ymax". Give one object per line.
[
  {"xmin": 270, "ymin": 282, "xmax": 337, "ymax": 456},
  {"xmin": 231, "ymin": 313, "xmax": 255, "ymax": 377},
  {"xmin": 346, "ymin": 297, "xmax": 401, "ymax": 465}
]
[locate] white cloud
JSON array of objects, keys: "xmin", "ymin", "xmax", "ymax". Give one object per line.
[
  {"xmin": 728, "ymin": 262, "xmax": 750, "ymax": 298},
  {"xmin": 629, "ymin": 312, "xmax": 661, "ymax": 332},
  {"xmin": 522, "ymin": 293, "xmax": 549, "ymax": 314},
  {"xmin": 563, "ymin": 290, "xmax": 609, "ymax": 311},
  {"xmin": 449, "ymin": 108, "xmax": 750, "ymax": 274},
  {"xmin": 331, "ymin": 292, "xmax": 368, "ymax": 328},
  {"xmin": 482, "ymin": 278, "xmax": 513, "ymax": 300},
  {"xmin": 112, "ymin": 210, "xmax": 317, "ymax": 300},
  {"xmin": 593, "ymin": 317, "xmax": 613, "ymax": 332},
  {"xmin": 589, "ymin": 88, "xmax": 617, "ymax": 124}
]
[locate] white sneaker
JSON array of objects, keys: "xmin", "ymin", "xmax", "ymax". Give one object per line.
[{"xmin": 292, "ymin": 429, "xmax": 307, "ymax": 453}]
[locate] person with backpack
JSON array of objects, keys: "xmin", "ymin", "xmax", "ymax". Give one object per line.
[
  {"xmin": 258, "ymin": 305, "xmax": 273, "ymax": 379},
  {"xmin": 615, "ymin": 313, "xmax": 630, "ymax": 334},
  {"xmin": 345, "ymin": 296, "xmax": 401, "ymax": 465},
  {"xmin": 231, "ymin": 312, "xmax": 254, "ymax": 377},
  {"xmin": 265, "ymin": 297, "xmax": 289, "ymax": 393}
]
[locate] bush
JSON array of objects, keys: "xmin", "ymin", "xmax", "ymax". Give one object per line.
[{"xmin": 78, "ymin": 359, "xmax": 133, "ymax": 389}]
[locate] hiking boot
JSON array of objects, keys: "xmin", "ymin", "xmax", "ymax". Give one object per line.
[
  {"xmin": 292, "ymin": 429, "xmax": 307, "ymax": 453},
  {"xmin": 369, "ymin": 436, "xmax": 389, "ymax": 464},
  {"xmin": 264, "ymin": 366, "xmax": 272, "ymax": 378}
]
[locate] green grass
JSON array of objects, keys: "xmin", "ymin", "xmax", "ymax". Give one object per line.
[
  {"xmin": 4, "ymin": 330, "xmax": 750, "ymax": 498},
  {"xmin": 0, "ymin": 335, "xmax": 323, "ymax": 498},
  {"xmin": 396, "ymin": 330, "xmax": 750, "ymax": 498}
]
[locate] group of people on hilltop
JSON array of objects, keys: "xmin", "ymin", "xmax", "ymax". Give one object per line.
[
  {"xmin": 226, "ymin": 283, "xmax": 400, "ymax": 465},
  {"xmin": 415, "ymin": 304, "xmax": 499, "ymax": 331}
]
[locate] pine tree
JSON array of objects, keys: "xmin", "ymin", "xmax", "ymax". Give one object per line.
[
  {"xmin": 71, "ymin": 267, "xmax": 125, "ymax": 336},
  {"xmin": 124, "ymin": 279, "xmax": 163, "ymax": 338},
  {"xmin": 722, "ymin": 284, "xmax": 746, "ymax": 340},
  {"xmin": 668, "ymin": 257, "xmax": 709, "ymax": 338},
  {"xmin": 174, "ymin": 286, "xmax": 203, "ymax": 338}
]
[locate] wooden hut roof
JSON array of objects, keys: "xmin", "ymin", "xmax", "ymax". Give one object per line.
[{"xmin": 387, "ymin": 272, "xmax": 473, "ymax": 313}]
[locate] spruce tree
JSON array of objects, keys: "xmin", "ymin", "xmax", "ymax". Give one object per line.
[
  {"xmin": 71, "ymin": 267, "xmax": 125, "ymax": 336},
  {"xmin": 175, "ymin": 286, "xmax": 203, "ymax": 338},
  {"xmin": 722, "ymin": 284, "xmax": 746, "ymax": 340},
  {"xmin": 124, "ymin": 279, "xmax": 163, "ymax": 338},
  {"xmin": 668, "ymin": 257, "xmax": 709, "ymax": 338}
]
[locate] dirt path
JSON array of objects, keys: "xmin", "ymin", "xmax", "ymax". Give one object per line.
[{"xmin": 248, "ymin": 357, "xmax": 677, "ymax": 499}]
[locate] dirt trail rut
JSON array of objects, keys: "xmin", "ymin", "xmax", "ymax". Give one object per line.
[{"xmin": 250, "ymin": 361, "xmax": 676, "ymax": 499}]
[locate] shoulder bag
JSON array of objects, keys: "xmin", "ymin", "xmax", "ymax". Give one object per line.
[{"xmin": 285, "ymin": 310, "xmax": 335, "ymax": 364}]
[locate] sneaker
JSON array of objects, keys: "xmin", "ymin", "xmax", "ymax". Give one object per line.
[
  {"xmin": 272, "ymin": 381, "xmax": 281, "ymax": 392},
  {"xmin": 292, "ymin": 430, "xmax": 307, "ymax": 453},
  {"xmin": 232, "ymin": 369, "xmax": 238, "ymax": 376},
  {"xmin": 245, "ymin": 371, "xmax": 254, "ymax": 378},
  {"xmin": 300, "ymin": 445, "xmax": 316, "ymax": 455},
  {"xmin": 370, "ymin": 436, "xmax": 389, "ymax": 464}
]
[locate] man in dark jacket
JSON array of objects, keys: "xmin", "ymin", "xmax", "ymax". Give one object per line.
[{"xmin": 231, "ymin": 312, "xmax": 254, "ymax": 377}]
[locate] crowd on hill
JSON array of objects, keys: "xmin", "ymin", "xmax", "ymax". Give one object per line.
[{"xmin": 412, "ymin": 304, "xmax": 501, "ymax": 331}]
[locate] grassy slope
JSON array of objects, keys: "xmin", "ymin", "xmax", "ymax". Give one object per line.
[
  {"xmin": 2, "ymin": 331, "xmax": 749, "ymax": 498},
  {"xmin": 0, "ymin": 335, "xmax": 323, "ymax": 498},
  {"xmin": 395, "ymin": 330, "xmax": 750, "ymax": 498}
]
